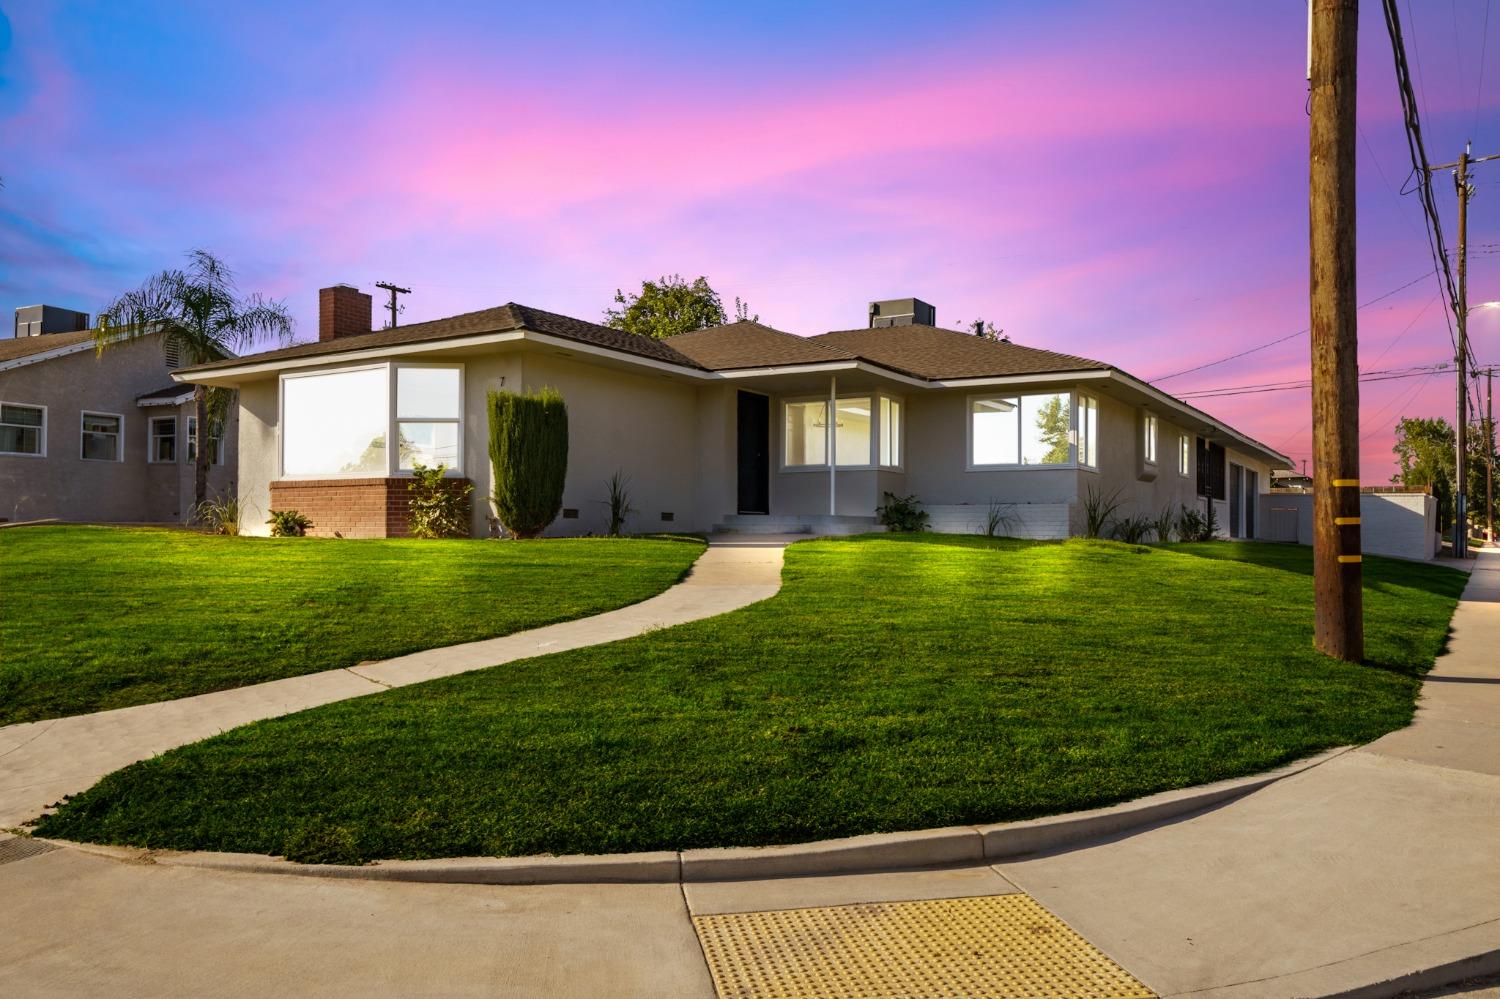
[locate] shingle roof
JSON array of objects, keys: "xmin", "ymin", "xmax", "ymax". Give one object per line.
[
  {"xmin": 0, "ymin": 329, "xmax": 94, "ymax": 363},
  {"xmin": 665, "ymin": 321, "xmax": 855, "ymax": 370},
  {"xmin": 136, "ymin": 384, "xmax": 194, "ymax": 404},
  {"xmin": 180, "ymin": 303, "xmax": 704, "ymax": 374},
  {"xmin": 811, "ymin": 325, "xmax": 1110, "ymax": 380}
]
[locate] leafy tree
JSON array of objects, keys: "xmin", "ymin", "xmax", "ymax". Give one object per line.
[
  {"xmin": 605, "ymin": 275, "xmax": 754, "ymax": 338},
  {"xmin": 96, "ymin": 250, "xmax": 293, "ymax": 511},
  {"xmin": 1035, "ymin": 395, "xmax": 1071, "ymax": 464},
  {"xmin": 488, "ymin": 388, "xmax": 568, "ymax": 539},
  {"xmin": 1392, "ymin": 416, "xmax": 1455, "ymax": 529}
]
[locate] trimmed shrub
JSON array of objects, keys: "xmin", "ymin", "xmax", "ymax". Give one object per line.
[
  {"xmin": 876, "ymin": 492, "xmax": 930, "ymax": 532},
  {"xmin": 267, "ymin": 509, "xmax": 312, "ymax": 537},
  {"xmin": 488, "ymin": 388, "xmax": 568, "ymax": 539},
  {"xmin": 407, "ymin": 463, "xmax": 474, "ymax": 539}
]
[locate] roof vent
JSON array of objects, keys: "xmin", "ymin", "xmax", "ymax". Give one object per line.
[
  {"xmin": 867, "ymin": 298, "xmax": 935, "ymax": 328},
  {"xmin": 14, "ymin": 305, "xmax": 90, "ymax": 339}
]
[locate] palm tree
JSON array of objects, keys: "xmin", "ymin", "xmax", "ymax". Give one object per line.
[{"xmin": 95, "ymin": 250, "xmax": 294, "ymax": 512}]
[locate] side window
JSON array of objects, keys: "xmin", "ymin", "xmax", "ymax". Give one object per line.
[{"xmin": 0, "ymin": 403, "xmax": 45, "ymax": 456}]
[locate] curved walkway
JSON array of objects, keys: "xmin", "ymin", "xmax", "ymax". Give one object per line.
[{"xmin": 0, "ymin": 537, "xmax": 789, "ymax": 830}]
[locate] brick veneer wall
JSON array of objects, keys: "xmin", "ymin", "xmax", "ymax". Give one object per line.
[{"xmin": 269, "ymin": 477, "xmax": 473, "ymax": 538}]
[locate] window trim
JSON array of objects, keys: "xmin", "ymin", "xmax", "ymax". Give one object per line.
[
  {"xmin": 148, "ymin": 414, "xmax": 178, "ymax": 464},
  {"xmin": 1142, "ymin": 413, "xmax": 1159, "ymax": 465},
  {"xmin": 1178, "ymin": 433, "xmax": 1191, "ymax": 477},
  {"xmin": 877, "ymin": 392, "xmax": 904, "ymax": 471},
  {"xmin": 0, "ymin": 400, "xmax": 47, "ymax": 458},
  {"xmin": 277, "ymin": 361, "xmax": 466, "ymax": 480},
  {"xmin": 186, "ymin": 415, "xmax": 226, "ymax": 466},
  {"xmin": 780, "ymin": 393, "xmax": 877, "ymax": 471},
  {"xmin": 1076, "ymin": 393, "xmax": 1099, "ymax": 471},
  {"xmin": 80, "ymin": 410, "xmax": 125, "ymax": 463},
  {"xmin": 393, "ymin": 362, "xmax": 465, "ymax": 476},
  {"xmin": 965, "ymin": 390, "xmax": 1079, "ymax": 471}
]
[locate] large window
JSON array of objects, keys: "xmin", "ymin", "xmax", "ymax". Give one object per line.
[
  {"xmin": 281, "ymin": 363, "xmax": 463, "ymax": 478},
  {"xmin": 783, "ymin": 396, "xmax": 877, "ymax": 468},
  {"xmin": 1143, "ymin": 414, "xmax": 1158, "ymax": 464},
  {"xmin": 879, "ymin": 396, "xmax": 902, "ymax": 468},
  {"xmin": 1077, "ymin": 394, "xmax": 1098, "ymax": 469},
  {"xmin": 396, "ymin": 366, "xmax": 461, "ymax": 471},
  {"xmin": 0, "ymin": 403, "xmax": 44, "ymax": 456},
  {"xmin": 80, "ymin": 412, "xmax": 122, "ymax": 462},
  {"xmin": 970, "ymin": 392, "xmax": 1072, "ymax": 467},
  {"xmin": 149, "ymin": 416, "xmax": 177, "ymax": 463}
]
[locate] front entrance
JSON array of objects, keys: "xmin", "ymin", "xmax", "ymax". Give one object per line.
[{"xmin": 736, "ymin": 391, "xmax": 770, "ymax": 514}]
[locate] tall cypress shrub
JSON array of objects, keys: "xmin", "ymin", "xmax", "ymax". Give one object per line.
[{"xmin": 487, "ymin": 388, "xmax": 568, "ymax": 539}]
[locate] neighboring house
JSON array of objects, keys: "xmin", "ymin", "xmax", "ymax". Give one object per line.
[
  {"xmin": 0, "ymin": 305, "xmax": 237, "ymax": 524},
  {"xmin": 177, "ymin": 287, "xmax": 1289, "ymax": 539}
]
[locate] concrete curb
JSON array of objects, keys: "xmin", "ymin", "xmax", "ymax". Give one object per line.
[{"xmin": 43, "ymin": 746, "xmax": 1351, "ymax": 886}]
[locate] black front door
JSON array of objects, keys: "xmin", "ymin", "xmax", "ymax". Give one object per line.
[{"xmin": 736, "ymin": 391, "xmax": 770, "ymax": 514}]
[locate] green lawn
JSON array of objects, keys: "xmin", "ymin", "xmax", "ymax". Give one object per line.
[
  {"xmin": 0, "ymin": 526, "xmax": 704, "ymax": 725},
  {"xmin": 33, "ymin": 536, "xmax": 1465, "ymax": 863}
]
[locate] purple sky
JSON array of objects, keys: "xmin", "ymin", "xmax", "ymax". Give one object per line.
[{"xmin": 3, "ymin": 1, "xmax": 1498, "ymax": 479}]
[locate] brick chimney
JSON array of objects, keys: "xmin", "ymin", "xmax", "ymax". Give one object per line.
[{"xmin": 319, "ymin": 284, "xmax": 372, "ymax": 341}]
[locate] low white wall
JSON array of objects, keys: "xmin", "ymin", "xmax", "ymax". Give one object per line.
[
  {"xmin": 1258, "ymin": 491, "xmax": 1439, "ymax": 560},
  {"xmin": 923, "ymin": 502, "xmax": 1072, "ymax": 539}
]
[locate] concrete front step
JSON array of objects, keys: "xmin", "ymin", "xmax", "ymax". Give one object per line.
[{"xmin": 712, "ymin": 515, "xmax": 879, "ymax": 537}]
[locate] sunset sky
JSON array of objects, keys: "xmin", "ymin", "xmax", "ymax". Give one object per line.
[{"xmin": 2, "ymin": 1, "xmax": 1497, "ymax": 479}]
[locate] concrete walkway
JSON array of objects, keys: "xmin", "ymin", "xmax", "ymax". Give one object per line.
[{"xmin": 0, "ymin": 537, "xmax": 788, "ymax": 829}]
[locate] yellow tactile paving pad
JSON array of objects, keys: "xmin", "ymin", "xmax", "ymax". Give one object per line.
[{"xmin": 692, "ymin": 893, "xmax": 1154, "ymax": 999}]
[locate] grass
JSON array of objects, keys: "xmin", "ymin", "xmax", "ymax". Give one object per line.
[
  {"xmin": 33, "ymin": 536, "xmax": 1466, "ymax": 863},
  {"xmin": 0, "ymin": 526, "xmax": 704, "ymax": 725}
]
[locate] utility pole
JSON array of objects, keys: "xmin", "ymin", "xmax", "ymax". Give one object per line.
[
  {"xmin": 1308, "ymin": 0, "xmax": 1363, "ymax": 660},
  {"xmin": 374, "ymin": 281, "xmax": 410, "ymax": 329},
  {"xmin": 1488, "ymin": 366, "xmax": 1495, "ymax": 543}
]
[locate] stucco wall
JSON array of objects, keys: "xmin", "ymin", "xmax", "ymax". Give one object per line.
[
  {"xmin": 1258, "ymin": 491, "xmax": 1438, "ymax": 560},
  {"xmin": 0, "ymin": 333, "xmax": 236, "ymax": 523}
]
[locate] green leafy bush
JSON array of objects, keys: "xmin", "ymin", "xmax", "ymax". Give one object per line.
[
  {"xmin": 1112, "ymin": 514, "xmax": 1153, "ymax": 544},
  {"xmin": 407, "ymin": 463, "xmax": 474, "ymax": 539},
  {"xmin": 1177, "ymin": 501, "xmax": 1221, "ymax": 542},
  {"xmin": 488, "ymin": 388, "xmax": 568, "ymax": 539},
  {"xmin": 876, "ymin": 492, "xmax": 930, "ymax": 532},
  {"xmin": 266, "ymin": 509, "xmax": 312, "ymax": 537}
]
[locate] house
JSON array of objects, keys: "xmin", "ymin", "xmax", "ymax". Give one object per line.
[
  {"xmin": 175, "ymin": 286, "xmax": 1290, "ymax": 539},
  {"xmin": 0, "ymin": 305, "xmax": 237, "ymax": 524}
]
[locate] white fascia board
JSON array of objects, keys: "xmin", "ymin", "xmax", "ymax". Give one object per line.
[
  {"xmin": 1106, "ymin": 370, "xmax": 1294, "ymax": 469},
  {"xmin": 0, "ymin": 339, "xmax": 100, "ymax": 373},
  {"xmin": 714, "ymin": 360, "xmax": 929, "ymax": 388},
  {"xmin": 931, "ymin": 369, "xmax": 1113, "ymax": 390},
  {"xmin": 137, "ymin": 392, "xmax": 195, "ymax": 408},
  {"xmin": 173, "ymin": 331, "xmax": 531, "ymax": 384}
]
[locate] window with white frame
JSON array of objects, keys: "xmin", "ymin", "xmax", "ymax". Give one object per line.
[
  {"xmin": 1178, "ymin": 434, "xmax": 1191, "ymax": 476},
  {"xmin": 970, "ymin": 392, "xmax": 1072, "ymax": 467},
  {"xmin": 186, "ymin": 416, "xmax": 224, "ymax": 465},
  {"xmin": 0, "ymin": 403, "xmax": 45, "ymax": 456},
  {"xmin": 783, "ymin": 396, "xmax": 873, "ymax": 468},
  {"xmin": 280, "ymin": 363, "xmax": 464, "ymax": 478},
  {"xmin": 878, "ymin": 396, "xmax": 902, "ymax": 468},
  {"xmin": 149, "ymin": 416, "xmax": 177, "ymax": 463},
  {"xmin": 1143, "ymin": 413, "xmax": 1158, "ymax": 464},
  {"xmin": 1076, "ymin": 394, "xmax": 1098, "ymax": 468},
  {"xmin": 81, "ymin": 412, "xmax": 122, "ymax": 461},
  {"xmin": 396, "ymin": 366, "xmax": 461, "ymax": 471}
]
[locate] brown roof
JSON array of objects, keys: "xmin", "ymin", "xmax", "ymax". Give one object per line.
[
  {"xmin": 181, "ymin": 303, "xmax": 704, "ymax": 374},
  {"xmin": 137, "ymin": 384, "xmax": 194, "ymax": 403},
  {"xmin": 0, "ymin": 329, "xmax": 94, "ymax": 363},
  {"xmin": 665, "ymin": 321, "xmax": 855, "ymax": 370},
  {"xmin": 811, "ymin": 325, "xmax": 1110, "ymax": 380}
]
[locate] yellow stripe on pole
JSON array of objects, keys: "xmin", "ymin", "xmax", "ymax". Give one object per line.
[
  {"xmin": 1337, "ymin": 554, "xmax": 1362, "ymax": 563},
  {"xmin": 1332, "ymin": 478, "xmax": 1359, "ymax": 487},
  {"xmin": 1334, "ymin": 516, "xmax": 1360, "ymax": 525}
]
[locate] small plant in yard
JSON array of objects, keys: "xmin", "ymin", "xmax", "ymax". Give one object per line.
[
  {"xmin": 267, "ymin": 509, "xmax": 312, "ymax": 537},
  {"xmin": 1152, "ymin": 505, "xmax": 1177, "ymax": 543},
  {"xmin": 1112, "ymin": 514, "xmax": 1154, "ymax": 544},
  {"xmin": 407, "ymin": 463, "xmax": 474, "ymax": 539},
  {"xmin": 980, "ymin": 499, "xmax": 1016, "ymax": 537},
  {"xmin": 876, "ymin": 492, "xmax": 930, "ymax": 532},
  {"xmin": 1177, "ymin": 501, "xmax": 1221, "ymax": 542},
  {"xmin": 488, "ymin": 388, "xmax": 568, "ymax": 539},
  {"xmin": 599, "ymin": 470, "xmax": 636, "ymax": 537},
  {"xmin": 1082, "ymin": 484, "xmax": 1123, "ymax": 538},
  {"xmin": 196, "ymin": 490, "xmax": 241, "ymax": 536}
]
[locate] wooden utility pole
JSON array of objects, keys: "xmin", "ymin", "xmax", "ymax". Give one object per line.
[
  {"xmin": 1309, "ymin": 0, "xmax": 1363, "ymax": 660},
  {"xmin": 375, "ymin": 281, "xmax": 410, "ymax": 329},
  {"xmin": 1455, "ymin": 147, "xmax": 1470, "ymax": 558}
]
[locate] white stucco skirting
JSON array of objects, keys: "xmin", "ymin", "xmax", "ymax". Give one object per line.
[{"xmin": 46, "ymin": 747, "xmax": 1353, "ymax": 885}]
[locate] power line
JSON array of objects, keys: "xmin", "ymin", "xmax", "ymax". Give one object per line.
[
  {"xmin": 1177, "ymin": 363, "xmax": 1451, "ymax": 400},
  {"xmin": 1474, "ymin": 0, "xmax": 1493, "ymax": 143},
  {"xmin": 1148, "ymin": 272, "xmax": 1432, "ymax": 383}
]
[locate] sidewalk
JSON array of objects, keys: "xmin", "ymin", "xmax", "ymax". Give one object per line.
[{"xmin": 0, "ymin": 538, "xmax": 787, "ymax": 829}]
